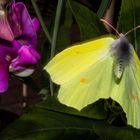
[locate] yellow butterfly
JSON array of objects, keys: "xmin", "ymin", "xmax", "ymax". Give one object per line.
[{"xmin": 44, "ymin": 22, "xmax": 140, "ymax": 128}]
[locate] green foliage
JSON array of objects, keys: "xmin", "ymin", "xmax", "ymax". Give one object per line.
[
  {"xmin": 68, "ymin": 0, "xmax": 107, "ymax": 40},
  {"xmin": 117, "ymin": 0, "xmax": 140, "ymax": 53},
  {"xmin": 0, "ymin": 97, "xmax": 99, "ymax": 140},
  {"xmin": 39, "ymin": 96, "xmax": 107, "ymax": 120},
  {"xmin": 1, "ymin": 96, "xmax": 140, "ymax": 140}
]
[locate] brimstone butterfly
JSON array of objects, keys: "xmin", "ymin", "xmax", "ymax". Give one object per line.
[{"xmin": 44, "ymin": 21, "xmax": 140, "ymax": 128}]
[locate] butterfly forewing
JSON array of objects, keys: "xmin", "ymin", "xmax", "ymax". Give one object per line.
[{"xmin": 46, "ymin": 37, "xmax": 114, "ymax": 84}]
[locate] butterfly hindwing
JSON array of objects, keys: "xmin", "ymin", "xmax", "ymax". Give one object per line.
[{"xmin": 111, "ymin": 49, "xmax": 140, "ymax": 128}]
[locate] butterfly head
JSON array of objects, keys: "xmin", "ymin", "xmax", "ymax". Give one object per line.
[{"xmin": 111, "ymin": 34, "xmax": 132, "ymax": 58}]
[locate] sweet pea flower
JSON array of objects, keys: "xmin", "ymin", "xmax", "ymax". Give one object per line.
[{"xmin": 0, "ymin": 1, "xmax": 40, "ymax": 92}]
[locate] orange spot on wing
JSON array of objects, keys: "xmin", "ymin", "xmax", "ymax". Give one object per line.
[
  {"xmin": 131, "ymin": 95, "xmax": 136, "ymax": 102},
  {"xmin": 80, "ymin": 77, "xmax": 89, "ymax": 84}
]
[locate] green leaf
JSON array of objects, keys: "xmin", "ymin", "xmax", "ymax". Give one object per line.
[
  {"xmin": 117, "ymin": 0, "xmax": 140, "ymax": 54},
  {"xmin": 93, "ymin": 122, "xmax": 140, "ymax": 140},
  {"xmin": 1, "ymin": 96, "xmax": 140, "ymax": 139},
  {"xmin": 0, "ymin": 98, "xmax": 99, "ymax": 140},
  {"xmin": 38, "ymin": 96, "xmax": 107, "ymax": 120},
  {"xmin": 68, "ymin": 0, "xmax": 107, "ymax": 40},
  {"xmin": 0, "ymin": 108, "xmax": 99, "ymax": 140}
]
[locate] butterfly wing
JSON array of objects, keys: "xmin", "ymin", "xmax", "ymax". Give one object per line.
[
  {"xmin": 45, "ymin": 37, "xmax": 115, "ymax": 84},
  {"xmin": 58, "ymin": 56, "xmax": 114, "ymax": 110},
  {"xmin": 45, "ymin": 36, "xmax": 140, "ymax": 128},
  {"xmin": 45, "ymin": 37, "xmax": 115, "ymax": 109},
  {"xmin": 111, "ymin": 49, "xmax": 140, "ymax": 128}
]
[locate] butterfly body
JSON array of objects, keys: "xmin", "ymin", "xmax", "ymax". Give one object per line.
[
  {"xmin": 45, "ymin": 35, "xmax": 140, "ymax": 128},
  {"xmin": 111, "ymin": 34, "xmax": 133, "ymax": 79}
]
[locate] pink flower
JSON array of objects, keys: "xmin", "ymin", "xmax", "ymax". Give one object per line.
[{"xmin": 0, "ymin": 1, "xmax": 40, "ymax": 92}]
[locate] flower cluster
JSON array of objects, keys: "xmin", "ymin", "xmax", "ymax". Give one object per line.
[{"xmin": 0, "ymin": 0, "xmax": 40, "ymax": 92}]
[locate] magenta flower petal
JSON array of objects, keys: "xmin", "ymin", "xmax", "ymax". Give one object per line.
[
  {"xmin": 11, "ymin": 2, "xmax": 37, "ymax": 47},
  {"xmin": 0, "ymin": 44, "xmax": 16, "ymax": 93},
  {"xmin": 32, "ymin": 18, "xmax": 40, "ymax": 32},
  {"xmin": 12, "ymin": 40, "xmax": 21, "ymax": 50},
  {"xmin": 0, "ymin": 42, "xmax": 14, "ymax": 94},
  {"xmin": 0, "ymin": 60, "xmax": 9, "ymax": 93},
  {"xmin": 0, "ymin": 1, "xmax": 40, "ymax": 93},
  {"xmin": 11, "ymin": 45, "xmax": 40, "ymax": 70},
  {"xmin": 0, "ymin": 13, "xmax": 14, "ymax": 41},
  {"xmin": 9, "ymin": 2, "xmax": 22, "ymax": 38}
]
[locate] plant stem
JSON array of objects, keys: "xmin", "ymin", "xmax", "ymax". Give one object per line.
[
  {"xmin": 50, "ymin": 0, "xmax": 64, "ymax": 95},
  {"xmin": 97, "ymin": 0, "xmax": 111, "ymax": 18},
  {"xmin": 31, "ymin": 0, "xmax": 52, "ymax": 44},
  {"xmin": 50, "ymin": 0, "xmax": 64, "ymax": 58},
  {"xmin": 22, "ymin": 84, "xmax": 28, "ymax": 108}
]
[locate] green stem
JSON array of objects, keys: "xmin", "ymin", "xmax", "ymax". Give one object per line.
[
  {"xmin": 50, "ymin": 0, "xmax": 64, "ymax": 96},
  {"xmin": 31, "ymin": 0, "xmax": 52, "ymax": 44},
  {"xmin": 97, "ymin": 0, "xmax": 111, "ymax": 18},
  {"xmin": 50, "ymin": 0, "xmax": 64, "ymax": 58}
]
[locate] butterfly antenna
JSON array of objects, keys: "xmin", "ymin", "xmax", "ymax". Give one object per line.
[
  {"xmin": 125, "ymin": 25, "xmax": 140, "ymax": 36},
  {"xmin": 100, "ymin": 19, "xmax": 120, "ymax": 36}
]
